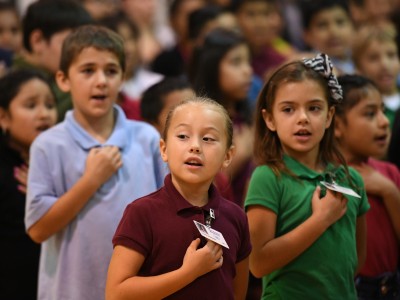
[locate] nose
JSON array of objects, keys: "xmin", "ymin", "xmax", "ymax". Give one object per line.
[
  {"xmin": 96, "ymin": 71, "xmax": 107, "ymax": 86},
  {"xmin": 37, "ymin": 105, "xmax": 52, "ymax": 119},
  {"xmin": 378, "ymin": 110, "xmax": 390, "ymax": 128},
  {"xmin": 189, "ymin": 144, "xmax": 201, "ymax": 154},
  {"xmin": 297, "ymin": 108, "xmax": 309, "ymax": 124}
]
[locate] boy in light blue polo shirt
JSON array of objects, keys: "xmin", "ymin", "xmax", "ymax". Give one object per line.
[{"xmin": 25, "ymin": 25, "xmax": 168, "ymax": 300}]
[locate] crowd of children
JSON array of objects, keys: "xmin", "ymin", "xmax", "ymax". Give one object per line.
[{"xmin": 0, "ymin": 0, "xmax": 400, "ymax": 299}]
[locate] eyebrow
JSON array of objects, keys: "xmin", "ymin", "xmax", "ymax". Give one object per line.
[
  {"xmin": 174, "ymin": 123, "xmax": 221, "ymax": 133},
  {"xmin": 277, "ymin": 99, "xmax": 326, "ymax": 105}
]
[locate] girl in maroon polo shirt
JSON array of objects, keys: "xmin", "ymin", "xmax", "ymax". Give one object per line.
[
  {"xmin": 335, "ymin": 74, "xmax": 400, "ymax": 299},
  {"xmin": 106, "ymin": 97, "xmax": 251, "ymax": 299}
]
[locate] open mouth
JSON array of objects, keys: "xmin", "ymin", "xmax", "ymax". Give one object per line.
[
  {"xmin": 295, "ymin": 129, "xmax": 311, "ymax": 136},
  {"xmin": 374, "ymin": 135, "xmax": 388, "ymax": 143},
  {"xmin": 36, "ymin": 125, "xmax": 51, "ymax": 132},
  {"xmin": 91, "ymin": 95, "xmax": 106, "ymax": 101},
  {"xmin": 185, "ymin": 159, "xmax": 203, "ymax": 166}
]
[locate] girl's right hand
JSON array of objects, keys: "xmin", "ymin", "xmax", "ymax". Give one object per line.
[
  {"xmin": 311, "ymin": 186, "xmax": 348, "ymax": 228},
  {"xmin": 181, "ymin": 238, "xmax": 223, "ymax": 279},
  {"xmin": 84, "ymin": 146, "xmax": 122, "ymax": 187}
]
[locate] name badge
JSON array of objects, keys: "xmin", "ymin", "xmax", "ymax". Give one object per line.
[
  {"xmin": 193, "ymin": 220, "xmax": 229, "ymax": 249},
  {"xmin": 320, "ymin": 181, "xmax": 361, "ymax": 198}
]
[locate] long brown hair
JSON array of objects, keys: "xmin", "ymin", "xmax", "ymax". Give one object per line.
[{"xmin": 253, "ymin": 61, "xmax": 347, "ymax": 175}]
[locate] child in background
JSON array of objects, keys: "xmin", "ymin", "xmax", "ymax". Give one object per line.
[
  {"xmin": 106, "ymin": 97, "xmax": 251, "ymax": 299},
  {"xmin": 352, "ymin": 24, "xmax": 400, "ymax": 128},
  {"xmin": 0, "ymin": 69, "xmax": 57, "ymax": 300},
  {"xmin": 25, "ymin": 25, "xmax": 168, "ymax": 300},
  {"xmin": 245, "ymin": 54, "xmax": 369, "ymax": 299},
  {"xmin": 335, "ymin": 74, "xmax": 400, "ymax": 300},
  {"xmin": 232, "ymin": 0, "xmax": 294, "ymax": 80},
  {"xmin": 140, "ymin": 76, "xmax": 195, "ymax": 133},
  {"xmin": 13, "ymin": 0, "xmax": 92, "ymax": 121},
  {"xmin": 388, "ymin": 109, "xmax": 400, "ymax": 170},
  {"xmin": 190, "ymin": 27, "xmax": 254, "ymax": 207},
  {"xmin": 0, "ymin": 2, "xmax": 23, "ymax": 76},
  {"xmin": 140, "ymin": 76, "xmax": 234, "ymax": 201},
  {"xmin": 301, "ymin": 0, "xmax": 356, "ymax": 75},
  {"xmin": 99, "ymin": 11, "xmax": 163, "ymax": 101}
]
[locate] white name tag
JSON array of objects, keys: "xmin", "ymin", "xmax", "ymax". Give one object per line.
[
  {"xmin": 193, "ymin": 220, "xmax": 229, "ymax": 249},
  {"xmin": 320, "ymin": 181, "xmax": 361, "ymax": 198}
]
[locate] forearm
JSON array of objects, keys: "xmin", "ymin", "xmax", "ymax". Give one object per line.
[
  {"xmin": 27, "ymin": 174, "xmax": 100, "ymax": 243},
  {"xmin": 250, "ymin": 214, "xmax": 328, "ymax": 277},
  {"xmin": 107, "ymin": 267, "xmax": 196, "ymax": 300},
  {"xmin": 381, "ymin": 184, "xmax": 400, "ymax": 240}
]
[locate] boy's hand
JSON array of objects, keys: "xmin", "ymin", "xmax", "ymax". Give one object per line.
[
  {"xmin": 181, "ymin": 238, "xmax": 223, "ymax": 279},
  {"xmin": 311, "ymin": 186, "xmax": 347, "ymax": 228},
  {"xmin": 85, "ymin": 146, "xmax": 122, "ymax": 187}
]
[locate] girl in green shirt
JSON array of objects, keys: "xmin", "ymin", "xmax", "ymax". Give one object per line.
[{"xmin": 245, "ymin": 53, "xmax": 370, "ymax": 299}]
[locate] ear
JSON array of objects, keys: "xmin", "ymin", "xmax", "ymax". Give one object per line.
[
  {"xmin": 0, "ymin": 107, "xmax": 10, "ymax": 132},
  {"xmin": 303, "ymin": 30, "xmax": 313, "ymax": 49},
  {"xmin": 29, "ymin": 29, "xmax": 46, "ymax": 54},
  {"xmin": 159, "ymin": 138, "xmax": 168, "ymax": 162},
  {"xmin": 222, "ymin": 145, "xmax": 235, "ymax": 169},
  {"xmin": 334, "ymin": 115, "xmax": 345, "ymax": 139},
  {"xmin": 325, "ymin": 106, "xmax": 335, "ymax": 129},
  {"xmin": 262, "ymin": 109, "xmax": 276, "ymax": 132},
  {"xmin": 55, "ymin": 70, "xmax": 71, "ymax": 93}
]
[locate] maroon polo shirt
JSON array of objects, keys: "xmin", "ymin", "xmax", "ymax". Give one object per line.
[
  {"xmin": 358, "ymin": 158, "xmax": 400, "ymax": 277},
  {"xmin": 113, "ymin": 174, "xmax": 251, "ymax": 299}
]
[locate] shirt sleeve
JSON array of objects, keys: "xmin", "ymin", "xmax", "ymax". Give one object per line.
[
  {"xmin": 25, "ymin": 138, "xmax": 58, "ymax": 230},
  {"xmin": 112, "ymin": 199, "xmax": 153, "ymax": 257},
  {"xmin": 244, "ymin": 165, "xmax": 281, "ymax": 214},
  {"xmin": 348, "ymin": 167, "xmax": 370, "ymax": 217}
]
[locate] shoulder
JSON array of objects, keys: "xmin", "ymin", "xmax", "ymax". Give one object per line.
[
  {"xmin": 125, "ymin": 187, "xmax": 166, "ymax": 214},
  {"xmin": 31, "ymin": 122, "xmax": 67, "ymax": 150},
  {"xmin": 368, "ymin": 158, "xmax": 400, "ymax": 185},
  {"xmin": 125, "ymin": 119, "xmax": 160, "ymax": 138}
]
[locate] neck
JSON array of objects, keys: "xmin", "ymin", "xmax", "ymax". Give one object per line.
[
  {"xmin": 338, "ymin": 145, "xmax": 368, "ymax": 165},
  {"xmin": 171, "ymin": 176, "xmax": 211, "ymax": 207},
  {"xmin": 7, "ymin": 139, "xmax": 30, "ymax": 163},
  {"xmin": 73, "ymin": 110, "xmax": 115, "ymax": 143}
]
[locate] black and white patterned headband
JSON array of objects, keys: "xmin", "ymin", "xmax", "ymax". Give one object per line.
[{"xmin": 302, "ymin": 53, "xmax": 343, "ymax": 104}]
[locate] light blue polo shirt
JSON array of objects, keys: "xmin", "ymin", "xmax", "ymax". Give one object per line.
[{"xmin": 25, "ymin": 105, "xmax": 168, "ymax": 300}]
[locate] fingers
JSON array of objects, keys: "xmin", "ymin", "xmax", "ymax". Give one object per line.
[{"xmin": 189, "ymin": 238, "xmax": 201, "ymax": 250}]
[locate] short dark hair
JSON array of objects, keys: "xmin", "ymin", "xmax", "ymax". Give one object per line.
[
  {"xmin": 23, "ymin": 0, "xmax": 92, "ymax": 52},
  {"xmin": 188, "ymin": 5, "xmax": 222, "ymax": 40},
  {"xmin": 336, "ymin": 74, "xmax": 379, "ymax": 120},
  {"xmin": 301, "ymin": 0, "xmax": 350, "ymax": 30},
  {"xmin": 98, "ymin": 11, "xmax": 140, "ymax": 41},
  {"xmin": 59, "ymin": 25, "xmax": 125, "ymax": 74},
  {"xmin": 141, "ymin": 77, "xmax": 192, "ymax": 124},
  {"xmin": 0, "ymin": 68, "xmax": 51, "ymax": 110}
]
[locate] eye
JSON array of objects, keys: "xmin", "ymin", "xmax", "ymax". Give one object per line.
[
  {"xmin": 176, "ymin": 134, "xmax": 188, "ymax": 140},
  {"xmin": 203, "ymin": 136, "xmax": 216, "ymax": 142},
  {"xmin": 309, "ymin": 105, "xmax": 321, "ymax": 112},
  {"xmin": 364, "ymin": 110, "xmax": 376, "ymax": 119},
  {"xmin": 45, "ymin": 101, "xmax": 56, "ymax": 109},
  {"xmin": 106, "ymin": 68, "xmax": 120, "ymax": 76},
  {"xmin": 282, "ymin": 106, "xmax": 293, "ymax": 113},
  {"xmin": 81, "ymin": 68, "xmax": 94, "ymax": 75},
  {"xmin": 24, "ymin": 101, "xmax": 36, "ymax": 109}
]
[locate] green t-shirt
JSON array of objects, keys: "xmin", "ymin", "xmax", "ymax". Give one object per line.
[
  {"xmin": 245, "ymin": 155, "xmax": 370, "ymax": 300},
  {"xmin": 12, "ymin": 55, "xmax": 72, "ymax": 122}
]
